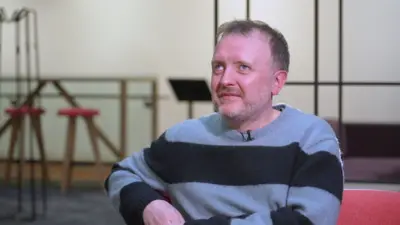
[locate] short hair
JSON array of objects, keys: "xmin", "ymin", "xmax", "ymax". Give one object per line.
[{"xmin": 216, "ymin": 20, "xmax": 290, "ymax": 72}]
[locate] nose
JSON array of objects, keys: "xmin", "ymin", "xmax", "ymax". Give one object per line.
[{"xmin": 219, "ymin": 67, "xmax": 235, "ymax": 86}]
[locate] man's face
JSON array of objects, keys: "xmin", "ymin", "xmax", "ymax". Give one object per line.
[{"xmin": 211, "ymin": 32, "xmax": 285, "ymax": 120}]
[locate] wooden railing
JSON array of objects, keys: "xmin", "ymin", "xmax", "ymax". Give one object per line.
[{"xmin": 0, "ymin": 76, "xmax": 164, "ymax": 160}]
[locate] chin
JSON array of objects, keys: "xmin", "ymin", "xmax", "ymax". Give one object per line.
[{"xmin": 218, "ymin": 105, "xmax": 243, "ymax": 118}]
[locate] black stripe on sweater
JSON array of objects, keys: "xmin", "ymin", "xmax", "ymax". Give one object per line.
[
  {"xmin": 119, "ymin": 182, "xmax": 165, "ymax": 225},
  {"xmin": 184, "ymin": 209, "xmax": 313, "ymax": 225},
  {"xmin": 271, "ymin": 207, "xmax": 313, "ymax": 225},
  {"xmin": 144, "ymin": 135, "xmax": 343, "ymax": 201}
]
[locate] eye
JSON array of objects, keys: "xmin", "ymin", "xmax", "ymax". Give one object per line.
[
  {"xmin": 239, "ymin": 64, "xmax": 250, "ymax": 71},
  {"xmin": 213, "ymin": 64, "xmax": 224, "ymax": 73},
  {"xmin": 215, "ymin": 64, "xmax": 223, "ymax": 70}
]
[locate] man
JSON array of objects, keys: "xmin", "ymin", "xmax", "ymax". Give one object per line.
[{"xmin": 104, "ymin": 19, "xmax": 344, "ymax": 225}]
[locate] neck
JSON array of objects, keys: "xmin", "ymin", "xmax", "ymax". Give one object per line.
[{"xmin": 224, "ymin": 106, "xmax": 281, "ymax": 132}]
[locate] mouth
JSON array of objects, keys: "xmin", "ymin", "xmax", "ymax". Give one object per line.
[
  {"xmin": 218, "ymin": 93, "xmax": 241, "ymax": 100},
  {"xmin": 218, "ymin": 92, "xmax": 240, "ymax": 97}
]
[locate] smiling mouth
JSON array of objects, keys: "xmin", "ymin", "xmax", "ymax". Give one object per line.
[
  {"xmin": 218, "ymin": 92, "xmax": 240, "ymax": 97},
  {"xmin": 219, "ymin": 95, "xmax": 240, "ymax": 101}
]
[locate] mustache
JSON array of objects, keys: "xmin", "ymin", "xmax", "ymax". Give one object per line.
[{"xmin": 217, "ymin": 88, "xmax": 242, "ymax": 97}]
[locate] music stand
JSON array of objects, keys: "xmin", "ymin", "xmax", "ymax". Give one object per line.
[{"xmin": 168, "ymin": 78, "xmax": 212, "ymax": 118}]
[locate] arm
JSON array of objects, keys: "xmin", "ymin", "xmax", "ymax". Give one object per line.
[
  {"xmin": 185, "ymin": 120, "xmax": 344, "ymax": 225},
  {"xmin": 104, "ymin": 133, "xmax": 169, "ymax": 225}
]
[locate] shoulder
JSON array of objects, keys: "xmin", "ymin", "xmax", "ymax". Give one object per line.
[
  {"xmin": 281, "ymin": 104, "xmax": 336, "ymax": 137},
  {"xmin": 280, "ymin": 104, "xmax": 340, "ymax": 157},
  {"xmin": 300, "ymin": 114, "xmax": 340, "ymax": 158},
  {"xmin": 280, "ymin": 104, "xmax": 332, "ymax": 133},
  {"xmin": 295, "ymin": 109, "xmax": 336, "ymax": 139},
  {"xmin": 162, "ymin": 112, "xmax": 221, "ymax": 143}
]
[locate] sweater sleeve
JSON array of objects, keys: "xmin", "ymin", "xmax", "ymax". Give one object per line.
[
  {"xmin": 104, "ymin": 133, "xmax": 169, "ymax": 225},
  {"xmin": 184, "ymin": 120, "xmax": 344, "ymax": 225}
]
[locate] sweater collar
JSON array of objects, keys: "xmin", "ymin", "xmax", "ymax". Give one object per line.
[{"xmin": 218, "ymin": 104, "xmax": 293, "ymax": 142}]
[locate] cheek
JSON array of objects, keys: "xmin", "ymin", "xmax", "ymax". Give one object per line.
[
  {"xmin": 238, "ymin": 79, "xmax": 261, "ymax": 94},
  {"xmin": 210, "ymin": 77, "xmax": 219, "ymax": 91},
  {"xmin": 241, "ymin": 82, "xmax": 271, "ymax": 100}
]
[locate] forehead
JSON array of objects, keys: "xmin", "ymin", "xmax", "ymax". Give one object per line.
[{"xmin": 213, "ymin": 32, "xmax": 271, "ymax": 63}]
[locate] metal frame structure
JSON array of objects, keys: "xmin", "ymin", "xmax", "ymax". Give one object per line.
[
  {"xmin": 213, "ymin": 0, "xmax": 251, "ymax": 45},
  {"xmin": 213, "ymin": 0, "xmax": 400, "ymax": 142},
  {"xmin": 0, "ymin": 7, "xmax": 46, "ymax": 223}
]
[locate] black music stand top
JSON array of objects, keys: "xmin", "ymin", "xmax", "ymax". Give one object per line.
[{"xmin": 168, "ymin": 78, "xmax": 212, "ymax": 102}]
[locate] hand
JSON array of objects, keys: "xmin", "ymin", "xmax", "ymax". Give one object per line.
[{"xmin": 143, "ymin": 199, "xmax": 185, "ymax": 225}]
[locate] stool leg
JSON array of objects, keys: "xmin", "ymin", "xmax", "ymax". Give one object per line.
[
  {"xmin": 61, "ymin": 117, "xmax": 77, "ymax": 194},
  {"xmin": 17, "ymin": 116, "xmax": 26, "ymax": 214},
  {"xmin": 4, "ymin": 117, "xmax": 22, "ymax": 185},
  {"xmin": 85, "ymin": 117, "xmax": 104, "ymax": 186},
  {"xmin": 30, "ymin": 114, "xmax": 49, "ymax": 182}
]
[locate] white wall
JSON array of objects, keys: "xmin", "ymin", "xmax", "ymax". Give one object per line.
[{"xmin": 0, "ymin": 0, "xmax": 399, "ymax": 162}]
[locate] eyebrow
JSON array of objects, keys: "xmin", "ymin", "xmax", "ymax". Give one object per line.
[
  {"xmin": 211, "ymin": 59, "xmax": 252, "ymax": 65},
  {"xmin": 234, "ymin": 60, "xmax": 252, "ymax": 66},
  {"xmin": 211, "ymin": 60, "xmax": 223, "ymax": 65}
]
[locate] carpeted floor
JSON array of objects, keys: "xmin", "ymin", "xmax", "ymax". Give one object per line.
[
  {"xmin": 1, "ymin": 182, "xmax": 398, "ymax": 225},
  {"xmin": 0, "ymin": 185, "xmax": 125, "ymax": 225}
]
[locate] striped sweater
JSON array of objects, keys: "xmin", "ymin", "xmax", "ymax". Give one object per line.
[{"xmin": 104, "ymin": 104, "xmax": 344, "ymax": 225}]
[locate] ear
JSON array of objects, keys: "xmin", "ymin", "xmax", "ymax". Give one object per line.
[{"xmin": 271, "ymin": 70, "xmax": 287, "ymax": 96}]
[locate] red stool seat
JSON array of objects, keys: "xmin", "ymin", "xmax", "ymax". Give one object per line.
[
  {"xmin": 58, "ymin": 108, "xmax": 99, "ymax": 117},
  {"xmin": 5, "ymin": 106, "xmax": 45, "ymax": 116}
]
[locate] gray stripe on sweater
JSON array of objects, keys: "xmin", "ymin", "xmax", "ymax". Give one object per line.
[
  {"xmin": 168, "ymin": 182, "xmax": 340, "ymax": 224},
  {"xmin": 107, "ymin": 151, "xmax": 167, "ymax": 210}
]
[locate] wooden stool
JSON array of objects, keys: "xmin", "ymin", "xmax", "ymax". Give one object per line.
[
  {"xmin": 4, "ymin": 106, "xmax": 49, "ymax": 185},
  {"xmin": 57, "ymin": 107, "xmax": 103, "ymax": 194}
]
